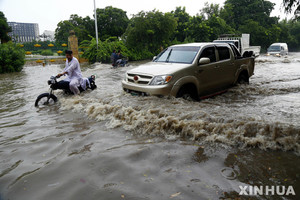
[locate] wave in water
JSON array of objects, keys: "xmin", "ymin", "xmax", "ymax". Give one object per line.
[{"xmin": 59, "ymin": 96, "xmax": 300, "ymax": 155}]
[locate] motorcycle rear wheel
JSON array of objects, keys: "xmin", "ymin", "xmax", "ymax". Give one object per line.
[{"xmin": 35, "ymin": 93, "xmax": 57, "ymax": 107}]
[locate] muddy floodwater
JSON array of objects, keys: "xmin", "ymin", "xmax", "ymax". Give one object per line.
[{"xmin": 0, "ymin": 54, "xmax": 299, "ymax": 200}]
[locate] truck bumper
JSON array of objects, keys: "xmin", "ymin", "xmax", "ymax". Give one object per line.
[{"xmin": 122, "ymin": 80, "xmax": 175, "ymax": 96}]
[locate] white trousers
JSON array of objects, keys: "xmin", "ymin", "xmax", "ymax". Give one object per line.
[{"xmin": 69, "ymin": 79, "xmax": 80, "ymax": 95}]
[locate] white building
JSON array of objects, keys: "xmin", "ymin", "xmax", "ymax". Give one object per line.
[{"xmin": 41, "ymin": 30, "xmax": 55, "ymax": 41}]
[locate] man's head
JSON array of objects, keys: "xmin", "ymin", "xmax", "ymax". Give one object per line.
[{"xmin": 65, "ymin": 50, "xmax": 73, "ymax": 61}]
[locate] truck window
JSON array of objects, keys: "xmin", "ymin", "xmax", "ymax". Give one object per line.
[
  {"xmin": 199, "ymin": 47, "xmax": 216, "ymax": 63},
  {"xmin": 217, "ymin": 46, "xmax": 230, "ymax": 61},
  {"xmin": 229, "ymin": 44, "xmax": 241, "ymax": 59}
]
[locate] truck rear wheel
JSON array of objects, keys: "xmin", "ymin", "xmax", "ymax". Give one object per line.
[{"xmin": 237, "ymin": 72, "xmax": 249, "ymax": 84}]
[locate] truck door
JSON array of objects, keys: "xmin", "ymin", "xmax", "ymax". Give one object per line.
[
  {"xmin": 215, "ymin": 45, "xmax": 236, "ymax": 87},
  {"xmin": 197, "ymin": 46, "xmax": 223, "ymax": 95}
]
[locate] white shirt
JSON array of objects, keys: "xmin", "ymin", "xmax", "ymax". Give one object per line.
[
  {"xmin": 62, "ymin": 57, "xmax": 91, "ymax": 90},
  {"xmin": 63, "ymin": 57, "xmax": 82, "ymax": 82}
]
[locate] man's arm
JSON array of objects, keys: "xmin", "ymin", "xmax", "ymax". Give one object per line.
[{"xmin": 57, "ymin": 71, "xmax": 68, "ymax": 77}]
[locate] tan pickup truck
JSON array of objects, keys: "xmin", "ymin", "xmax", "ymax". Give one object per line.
[{"xmin": 122, "ymin": 43, "xmax": 255, "ymax": 100}]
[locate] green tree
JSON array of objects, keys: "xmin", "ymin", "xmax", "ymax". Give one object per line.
[
  {"xmin": 0, "ymin": 42, "xmax": 25, "ymax": 73},
  {"xmin": 123, "ymin": 10, "xmax": 177, "ymax": 54},
  {"xmin": 288, "ymin": 20, "xmax": 300, "ymax": 50},
  {"xmin": 0, "ymin": 12, "xmax": 12, "ymax": 43},
  {"xmin": 206, "ymin": 15, "xmax": 234, "ymax": 41},
  {"xmin": 96, "ymin": 6, "xmax": 129, "ymax": 41},
  {"xmin": 200, "ymin": 2, "xmax": 221, "ymax": 19},
  {"xmin": 185, "ymin": 15, "xmax": 211, "ymax": 42},
  {"xmin": 238, "ymin": 20, "xmax": 268, "ymax": 48},
  {"xmin": 171, "ymin": 7, "xmax": 191, "ymax": 42},
  {"xmin": 283, "ymin": 0, "xmax": 300, "ymax": 16},
  {"xmin": 265, "ymin": 24, "xmax": 282, "ymax": 45},
  {"xmin": 55, "ymin": 14, "xmax": 93, "ymax": 43},
  {"xmin": 221, "ymin": 0, "xmax": 278, "ymax": 30},
  {"xmin": 277, "ymin": 19, "xmax": 292, "ymax": 44},
  {"xmin": 55, "ymin": 7, "xmax": 128, "ymax": 43}
]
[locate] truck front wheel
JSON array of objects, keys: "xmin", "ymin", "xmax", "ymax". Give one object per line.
[{"xmin": 176, "ymin": 84, "xmax": 199, "ymax": 101}]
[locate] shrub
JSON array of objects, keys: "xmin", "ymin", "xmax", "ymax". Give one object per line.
[
  {"xmin": 40, "ymin": 49, "xmax": 53, "ymax": 56},
  {"xmin": 81, "ymin": 36, "xmax": 154, "ymax": 63},
  {"xmin": 0, "ymin": 42, "xmax": 25, "ymax": 73}
]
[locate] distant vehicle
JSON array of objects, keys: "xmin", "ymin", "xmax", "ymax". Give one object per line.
[
  {"xmin": 267, "ymin": 43, "xmax": 288, "ymax": 56},
  {"xmin": 213, "ymin": 33, "xmax": 261, "ymax": 57},
  {"xmin": 122, "ymin": 43, "xmax": 255, "ymax": 100}
]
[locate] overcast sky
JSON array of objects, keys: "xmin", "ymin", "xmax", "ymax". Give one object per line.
[{"xmin": 0, "ymin": 0, "xmax": 287, "ymax": 34}]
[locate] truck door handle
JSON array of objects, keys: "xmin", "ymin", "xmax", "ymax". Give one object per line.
[
  {"xmin": 215, "ymin": 65, "xmax": 220, "ymax": 68},
  {"xmin": 198, "ymin": 69, "xmax": 204, "ymax": 73}
]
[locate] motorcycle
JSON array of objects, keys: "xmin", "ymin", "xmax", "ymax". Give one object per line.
[{"xmin": 35, "ymin": 75, "xmax": 97, "ymax": 107}]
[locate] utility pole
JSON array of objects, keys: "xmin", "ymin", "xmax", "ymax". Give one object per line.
[{"xmin": 94, "ymin": 0, "xmax": 99, "ymax": 49}]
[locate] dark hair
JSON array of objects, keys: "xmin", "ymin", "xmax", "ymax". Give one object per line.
[{"xmin": 65, "ymin": 50, "xmax": 73, "ymax": 55}]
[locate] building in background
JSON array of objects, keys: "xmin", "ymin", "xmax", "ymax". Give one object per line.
[
  {"xmin": 8, "ymin": 22, "xmax": 39, "ymax": 43},
  {"xmin": 41, "ymin": 30, "xmax": 55, "ymax": 41}
]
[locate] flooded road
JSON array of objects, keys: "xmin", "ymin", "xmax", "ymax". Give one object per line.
[{"xmin": 0, "ymin": 54, "xmax": 299, "ymax": 199}]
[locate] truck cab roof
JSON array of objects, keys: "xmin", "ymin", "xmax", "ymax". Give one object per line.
[{"xmin": 169, "ymin": 42, "xmax": 230, "ymax": 48}]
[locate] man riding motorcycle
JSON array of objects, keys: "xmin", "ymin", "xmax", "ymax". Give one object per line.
[{"xmin": 56, "ymin": 50, "xmax": 89, "ymax": 94}]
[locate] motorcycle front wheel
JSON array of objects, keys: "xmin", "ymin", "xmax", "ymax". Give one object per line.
[{"xmin": 35, "ymin": 93, "xmax": 57, "ymax": 107}]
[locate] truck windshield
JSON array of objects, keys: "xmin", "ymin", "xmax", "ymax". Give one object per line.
[
  {"xmin": 154, "ymin": 46, "xmax": 200, "ymax": 64},
  {"xmin": 268, "ymin": 46, "xmax": 280, "ymax": 52}
]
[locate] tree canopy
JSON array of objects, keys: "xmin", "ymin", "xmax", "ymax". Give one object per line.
[
  {"xmin": 55, "ymin": 14, "xmax": 94, "ymax": 43},
  {"xmin": 51, "ymin": 2, "xmax": 300, "ymax": 62},
  {"xmin": 171, "ymin": 7, "xmax": 190, "ymax": 42},
  {"xmin": 123, "ymin": 10, "xmax": 177, "ymax": 53},
  {"xmin": 283, "ymin": 0, "xmax": 300, "ymax": 17},
  {"xmin": 221, "ymin": 0, "xmax": 278, "ymax": 30},
  {"xmin": 96, "ymin": 6, "xmax": 129, "ymax": 41},
  {"xmin": 0, "ymin": 11, "xmax": 12, "ymax": 43},
  {"xmin": 55, "ymin": 6, "xmax": 129, "ymax": 43},
  {"xmin": 3, "ymin": 1, "xmax": 300, "ymax": 67}
]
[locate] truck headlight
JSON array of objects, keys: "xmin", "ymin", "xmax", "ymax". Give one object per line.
[{"xmin": 150, "ymin": 75, "xmax": 172, "ymax": 85}]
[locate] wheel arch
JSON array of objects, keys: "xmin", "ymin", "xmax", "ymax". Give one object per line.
[
  {"xmin": 236, "ymin": 69, "xmax": 249, "ymax": 84},
  {"xmin": 171, "ymin": 76, "xmax": 199, "ymax": 97}
]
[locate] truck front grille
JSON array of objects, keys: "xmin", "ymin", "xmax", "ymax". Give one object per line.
[{"xmin": 127, "ymin": 73, "xmax": 153, "ymax": 85}]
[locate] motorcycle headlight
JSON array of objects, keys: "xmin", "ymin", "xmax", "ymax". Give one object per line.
[{"xmin": 150, "ymin": 75, "xmax": 172, "ymax": 85}]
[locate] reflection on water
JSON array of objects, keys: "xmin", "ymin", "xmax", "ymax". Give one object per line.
[{"xmin": 0, "ymin": 54, "xmax": 299, "ymax": 200}]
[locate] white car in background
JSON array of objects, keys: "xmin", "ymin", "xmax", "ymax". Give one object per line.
[{"xmin": 267, "ymin": 43, "xmax": 288, "ymax": 56}]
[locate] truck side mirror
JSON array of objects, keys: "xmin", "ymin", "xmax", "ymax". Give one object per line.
[
  {"xmin": 199, "ymin": 57, "xmax": 210, "ymax": 65},
  {"xmin": 153, "ymin": 56, "xmax": 157, "ymax": 61}
]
